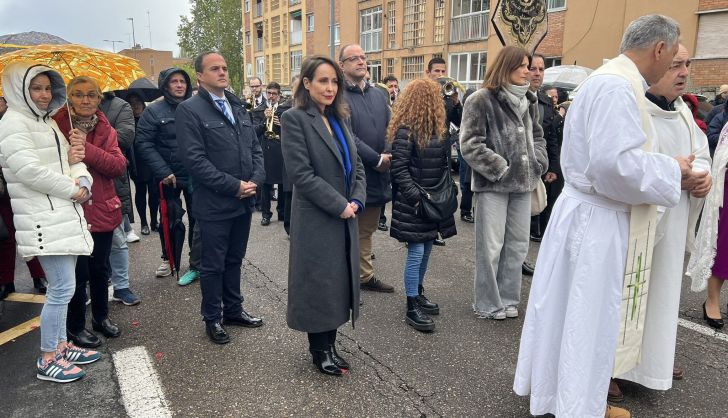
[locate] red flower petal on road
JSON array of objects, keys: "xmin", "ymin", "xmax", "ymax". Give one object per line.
[
  {"xmin": 131, "ymin": 321, "xmax": 140, "ymax": 327},
  {"xmin": 154, "ymin": 352, "xmax": 164, "ymax": 362}
]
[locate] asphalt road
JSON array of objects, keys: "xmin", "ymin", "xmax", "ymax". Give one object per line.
[{"xmin": 2, "ymin": 202, "xmax": 728, "ymax": 417}]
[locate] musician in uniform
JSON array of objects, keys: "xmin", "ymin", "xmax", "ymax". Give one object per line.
[{"xmin": 252, "ymin": 82, "xmax": 286, "ymax": 225}]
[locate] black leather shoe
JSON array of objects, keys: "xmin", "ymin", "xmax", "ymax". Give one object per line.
[
  {"xmin": 703, "ymin": 302, "xmax": 724, "ymax": 329},
  {"xmin": 92, "ymin": 318, "xmax": 121, "ymax": 338},
  {"xmin": 206, "ymin": 321, "xmax": 230, "ymax": 344},
  {"xmin": 406, "ymin": 296, "xmax": 435, "ymax": 332},
  {"xmin": 377, "ymin": 221, "xmax": 389, "ymax": 231},
  {"xmin": 223, "ymin": 309, "xmax": 264, "ymax": 328},
  {"xmin": 330, "ymin": 344, "xmax": 350, "ymax": 370},
  {"xmin": 67, "ymin": 329, "xmax": 101, "ymax": 348},
  {"xmin": 530, "ymin": 234, "xmax": 542, "ymax": 243},
  {"xmin": 460, "ymin": 214, "xmax": 475, "ymax": 223},
  {"xmin": 141, "ymin": 226, "xmax": 150, "ymax": 235},
  {"xmin": 416, "ymin": 285, "xmax": 439, "ymax": 315},
  {"xmin": 0, "ymin": 283, "xmax": 15, "ymax": 300},
  {"xmin": 433, "ymin": 238, "xmax": 446, "ymax": 246},
  {"xmin": 522, "ymin": 262, "xmax": 535, "ymax": 276},
  {"xmin": 310, "ymin": 349, "xmax": 343, "ymax": 376},
  {"xmin": 261, "ymin": 217, "xmax": 271, "ymax": 226},
  {"xmin": 150, "ymin": 223, "xmax": 159, "ymax": 232}
]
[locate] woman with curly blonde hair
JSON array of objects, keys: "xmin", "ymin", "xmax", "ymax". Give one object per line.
[{"xmin": 388, "ymin": 78, "xmax": 456, "ymax": 332}]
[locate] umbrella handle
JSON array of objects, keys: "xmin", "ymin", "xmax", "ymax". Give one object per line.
[{"xmin": 66, "ymin": 102, "xmax": 73, "ymax": 130}]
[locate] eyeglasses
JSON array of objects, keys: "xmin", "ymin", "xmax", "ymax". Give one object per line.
[
  {"xmin": 70, "ymin": 92, "xmax": 100, "ymax": 101},
  {"xmin": 266, "ymin": 91, "xmax": 279, "ymax": 96},
  {"xmin": 250, "ymin": 84, "xmax": 262, "ymax": 88},
  {"xmin": 342, "ymin": 55, "xmax": 367, "ymax": 63}
]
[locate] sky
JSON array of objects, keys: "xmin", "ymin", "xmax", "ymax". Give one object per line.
[{"xmin": 0, "ymin": 0, "xmax": 191, "ymax": 55}]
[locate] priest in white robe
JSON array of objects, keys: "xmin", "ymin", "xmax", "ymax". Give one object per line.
[
  {"xmin": 613, "ymin": 44, "xmax": 711, "ymax": 391},
  {"xmin": 513, "ymin": 15, "xmax": 690, "ymax": 418}
]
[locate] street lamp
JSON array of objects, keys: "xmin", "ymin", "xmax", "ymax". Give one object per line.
[{"xmin": 103, "ymin": 39, "xmax": 124, "ymax": 53}]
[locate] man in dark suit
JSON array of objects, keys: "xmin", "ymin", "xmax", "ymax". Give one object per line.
[{"xmin": 177, "ymin": 52, "xmax": 266, "ymax": 344}]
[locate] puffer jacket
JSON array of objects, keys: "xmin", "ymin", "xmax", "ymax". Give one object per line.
[
  {"xmin": 460, "ymin": 87, "xmax": 548, "ymax": 194},
  {"xmin": 135, "ymin": 68, "xmax": 193, "ymax": 186},
  {"xmin": 100, "ymin": 96, "xmax": 135, "ymax": 220},
  {"xmin": 0, "ymin": 62, "xmax": 93, "ymax": 258},
  {"xmin": 54, "ymin": 106, "xmax": 126, "ymax": 232},
  {"xmin": 390, "ymin": 127, "xmax": 456, "ymax": 243}
]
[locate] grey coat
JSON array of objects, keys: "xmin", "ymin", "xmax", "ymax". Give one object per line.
[
  {"xmin": 281, "ymin": 105, "xmax": 366, "ymax": 333},
  {"xmin": 460, "ymin": 87, "xmax": 548, "ymax": 193}
]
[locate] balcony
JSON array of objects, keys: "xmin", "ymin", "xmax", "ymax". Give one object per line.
[{"xmin": 449, "ymin": 10, "xmax": 488, "ymax": 43}]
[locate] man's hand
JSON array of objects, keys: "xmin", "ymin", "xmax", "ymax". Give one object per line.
[
  {"xmin": 162, "ymin": 174, "xmax": 177, "ymax": 188},
  {"xmin": 272, "ymin": 115, "xmax": 281, "ymax": 126},
  {"xmin": 340, "ymin": 204, "xmax": 356, "ymax": 219},
  {"xmin": 264, "ymin": 107, "xmax": 273, "ymax": 118},
  {"xmin": 236, "ymin": 181, "xmax": 257, "ymax": 199},
  {"xmin": 68, "ymin": 145, "xmax": 85, "ymax": 165},
  {"xmin": 450, "ymin": 91, "xmax": 460, "ymax": 105},
  {"xmin": 375, "ymin": 153, "xmax": 391, "ymax": 172},
  {"xmin": 691, "ymin": 171, "xmax": 712, "ymax": 198},
  {"xmin": 675, "ymin": 154, "xmax": 695, "ymax": 178},
  {"xmin": 68, "ymin": 128, "xmax": 86, "ymax": 147},
  {"xmin": 544, "ymin": 172, "xmax": 558, "ymax": 183}
]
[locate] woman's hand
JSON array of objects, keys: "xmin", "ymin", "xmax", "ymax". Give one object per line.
[
  {"xmin": 68, "ymin": 128, "xmax": 86, "ymax": 147},
  {"xmin": 340, "ymin": 203, "xmax": 356, "ymax": 219},
  {"xmin": 68, "ymin": 144, "xmax": 85, "ymax": 165},
  {"xmin": 72, "ymin": 180, "xmax": 90, "ymax": 203}
]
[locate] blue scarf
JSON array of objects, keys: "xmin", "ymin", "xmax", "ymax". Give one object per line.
[{"xmin": 327, "ymin": 116, "xmax": 352, "ymax": 191}]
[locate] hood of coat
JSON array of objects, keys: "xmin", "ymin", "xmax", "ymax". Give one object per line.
[
  {"xmin": 158, "ymin": 67, "xmax": 192, "ymax": 105},
  {"xmin": 1, "ymin": 61, "xmax": 66, "ymax": 120},
  {"xmin": 682, "ymin": 93, "xmax": 700, "ymax": 118}
]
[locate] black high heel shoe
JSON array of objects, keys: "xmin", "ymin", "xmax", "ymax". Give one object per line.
[
  {"xmin": 310, "ymin": 349, "xmax": 343, "ymax": 376},
  {"xmin": 330, "ymin": 344, "xmax": 350, "ymax": 370},
  {"xmin": 703, "ymin": 302, "xmax": 724, "ymax": 329}
]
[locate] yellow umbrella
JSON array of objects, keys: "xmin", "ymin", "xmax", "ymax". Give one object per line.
[{"xmin": 0, "ymin": 43, "xmax": 145, "ymax": 95}]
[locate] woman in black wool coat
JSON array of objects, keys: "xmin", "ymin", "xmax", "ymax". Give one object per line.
[{"xmin": 389, "ymin": 78, "xmax": 456, "ymax": 333}]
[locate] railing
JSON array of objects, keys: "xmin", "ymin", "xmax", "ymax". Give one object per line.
[{"xmin": 449, "ymin": 10, "xmax": 488, "ymax": 43}]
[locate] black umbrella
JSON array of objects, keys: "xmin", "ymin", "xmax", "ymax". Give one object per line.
[
  {"xmin": 114, "ymin": 77, "xmax": 161, "ymax": 102},
  {"xmin": 159, "ymin": 182, "xmax": 186, "ymax": 279}
]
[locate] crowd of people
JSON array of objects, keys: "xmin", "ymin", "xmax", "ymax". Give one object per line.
[{"xmin": 2, "ymin": 12, "xmax": 728, "ymax": 418}]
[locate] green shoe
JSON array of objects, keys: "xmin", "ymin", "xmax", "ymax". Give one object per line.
[{"xmin": 178, "ymin": 270, "xmax": 199, "ymax": 286}]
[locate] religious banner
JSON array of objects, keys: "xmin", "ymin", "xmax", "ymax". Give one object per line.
[{"xmin": 491, "ymin": 0, "xmax": 549, "ymax": 54}]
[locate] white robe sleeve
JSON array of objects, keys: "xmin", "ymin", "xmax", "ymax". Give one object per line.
[{"xmin": 583, "ymin": 81, "xmax": 681, "ymax": 208}]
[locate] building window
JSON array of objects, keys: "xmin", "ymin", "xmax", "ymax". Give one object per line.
[
  {"xmin": 450, "ymin": 0, "xmax": 488, "ymax": 43},
  {"xmin": 368, "ymin": 60, "xmax": 382, "ymax": 83},
  {"xmin": 256, "ymin": 57, "xmax": 266, "ymax": 82},
  {"xmin": 547, "ymin": 0, "xmax": 566, "ymax": 11},
  {"xmin": 245, "ymin": 31, "xmax": 251, "ymax": 45},
  {"xmin": 449, "ymin": 52, "xmax": 486, "ymax": 90},
  {"xmin": 272, "ymin": 53, "xmax": 282, "ymax": 82},
  {"xmin": 545, "ymin": 57, "xmax": 562, "ymax": 68},
  {"xmin": 401, "ymin": 55, "xmax": 424, "ymax": 80},
  {"xmin": 291, "ymin": 12, "xmax": 303, "ymax": 45},
  {"xmin": 271, "ymin": 16, "xmax": 281, "ymax": 47},
  {"xmin": 271, "ymin": 0, "xmax": 279, "ymax": 9},
  {"xmin": 387, "ymin": 1, "xmax": 396, "ymax": 49},
  {"xmin": 291, "ymin": 50, "xmax": 302, "ymax": 76},
  {"xmin": 403, "ymin": 0, "xmax": 426, "ymax": 48},
  {"xmin": 434, "ymin": 0, "xmax": 445, "ymax": 43},
  {"xmin": 360, "ymin": 6, "xmax": 382, "ymax": 53},
  {"xmin": 306, "ymin": 13, "xmax": 314, "ymax": 32},
  {"xmin": 290, "ymin": 0, "xmax": 301, "ymax": 5},
  {"xmin": 254, "ymin": 0, "xmax": 263, "ymax": 18},
  {"xmin": 386, "ymin": 58, "xmax": 394, "ymax": 76},
  {"xmin": 329, "ymin": 24, "xmax": 341, "ymax": 46},
  {"xmin": 246, "ymin": 63, "xmax": 253, "ymax": 78},
  {"xmin": 244, "ymin": 0, "xmax": 250, "ymax": 13},
  {"xmin": 255, "ymin": 23, "xmax": 264, "ymax": 51}
]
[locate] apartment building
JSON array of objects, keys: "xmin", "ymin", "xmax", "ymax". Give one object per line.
[
  {"xmin": 242, "ymin": 0, "xmax": 728, "ymax": 93},
  {"xmin": 119, "ymin": 46, "xmax": 191, "ymax": 82}
]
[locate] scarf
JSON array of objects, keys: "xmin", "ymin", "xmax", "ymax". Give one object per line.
[
  {"xmin": 71, "ymin": 113, "xmax": 99, "ymax": 134},
  {"xmin": 503, "ymin": 83, "xmax": 530, "ymax": 117},
  {"xmin": 327, "ymin": 115, "xmax": 352, "ymax": 193}
]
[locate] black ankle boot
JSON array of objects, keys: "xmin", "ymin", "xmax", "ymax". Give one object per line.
[
  {"xmin": 406, "ymin": 296, "xmax": 435, "ymax": 332},
  {"xmin": 33, "ymin": 277, "xmax": 47, "ymax": 294},
  {"xmin": 310, "ymin": 349, "xmax": 343, "ymax": 376},
  {"xmin": 416, "ymin": 285, "xmax": 439, "ymax": 315},
  {"xmin": 330, "ymin": 344, "xmax": 350, "ymax": 370}
]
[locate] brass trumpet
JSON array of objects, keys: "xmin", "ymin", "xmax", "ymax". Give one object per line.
[
  {"xmin": 436, "ymin": 76, "xmax": 464, "ymax": 97},
  {"xmin": 264, "ymin": 102, "xmax": 280, "ymax": 140}
]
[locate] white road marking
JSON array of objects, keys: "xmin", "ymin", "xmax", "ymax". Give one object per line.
[
  {"xmin": 112, "ymin": 346, "xmax": 172, "ymax": 418},
  {"xmin": 678, "ymin": 318, "xmax": 728, "ymax": 343}
]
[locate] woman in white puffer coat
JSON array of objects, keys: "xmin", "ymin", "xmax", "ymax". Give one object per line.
[{"xmin": 0, "ymin": 61, "xmax": 101, "ymax": 383}]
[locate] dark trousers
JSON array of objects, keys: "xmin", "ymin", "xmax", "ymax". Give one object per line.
[
  {"xmin": 159, "ymin": 185, "xmax": 195, "ymax": 260},
  {"xmin": 457, "ymin": 150, "xmax": 473, "ymax": 216},
  {"xmin": 260, "ymin": 183, "xmax": 284, "ymax": 220},
  {"xmin": 133, "ymin": 177, "xmax": 159, "ymax": 227},
  {"xmin": 283, "ymin": 191, "xmax": 293, "ymax": 235},
  {"xmin": 67, "ymin": 231, "xmax": 113, "ymax": 333},
  {"xmin": 307, "ymin": 329, "xmax": 338, "ymax": 351},
  {"xmin": 379, "ymin": 205, "xmax": 387, "ymax": 224},
  {"xmin": 0, "ymin": 197, "xmax": 45, "ymax": 285},
  {"xmin": 198, "ymin": 212, "xmax": 252, "ymax": 322},
  {"xmin": 530, "ymin": 177, "xmax": 565, "ymax": 236}
]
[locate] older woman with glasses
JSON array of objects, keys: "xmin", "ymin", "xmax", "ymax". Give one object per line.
[{"xmin": 54, "ymin": 76, "xmax": 127, "ymax": 348}]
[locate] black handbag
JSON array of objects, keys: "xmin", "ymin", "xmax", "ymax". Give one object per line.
[{"xmin": 413, "ymin": 169, "xmax": 458, "ymax": 222}]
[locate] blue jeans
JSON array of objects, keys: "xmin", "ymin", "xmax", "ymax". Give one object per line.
[
  {"xmin": 110, "ymin": 221, "xmax": 129, "ymax": 290},
  {"xmin": 404, "ymin": 241, "xmax": 433, "ymax": 297},
  {"xmin": 36, "ymin": 255, "xmax": 77, "ymax": 352}
]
